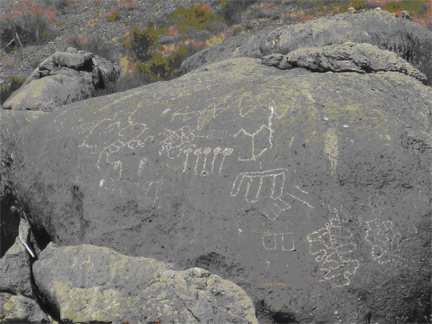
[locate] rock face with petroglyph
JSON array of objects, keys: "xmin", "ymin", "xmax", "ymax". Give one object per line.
[
  {"xmin": 179, "ymin": 10, "xmax": 432, "ymax": 86},
  {"xmin": 12, "ymin": 56, "xmax": 432, "ymax": 323},
  {"xmin": 2, "ymin": 47, "xmax": 120, "ymax": 112},
  {"xmin": 32, "ymin": 243, "xmax": 258, "ymax": 324}
]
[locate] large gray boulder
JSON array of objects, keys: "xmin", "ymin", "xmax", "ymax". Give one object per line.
[
  {"xmin": 179, "ymin": 10, "xmax": 432, "ymax": 85},
  {"xmin": 12, "ymin": 47, "xmax": 432, "ymax": 323},
  {"xmin": 2, "ymin": 48, "xmax": 121, "ymax": 112},
  {"xmin": 33, "ymin": 243, "xmax": 258, "ymax": 324}
]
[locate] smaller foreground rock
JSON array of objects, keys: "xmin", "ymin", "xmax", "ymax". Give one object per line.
[
  {"xmin": 33, "ymin": 243, "xmax": 258, "ymax": 324},
  {"xmin": 2, "ymin": 47, "xmax": 120, "ymax": 112},
  {"xmin": 0, "ymin": 218, "xmax": 34, "ymax": 298},
  {"xmin": 262, "ymin": 42, "xmax": 427, "ymax": 83},
  {"xmin": 0, "ymin": 293, "xmax": 49, "ymax": 323}
]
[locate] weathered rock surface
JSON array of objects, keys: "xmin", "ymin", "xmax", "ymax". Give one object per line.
[
  {"xmin": 33, "ymin": 243, "xmax": 258, "ymax": 324},
  {"xmin": 179, "ymin": 10, "xmax": 432, "ymax": 85},
  {"xmin": 0, "ymin": 293, "xmax": 49, "ymax": 323},
  {"xmin": 1, "ymin": 110, "xmax": 47, "ymax": 144},
  {"xmin": 2, "ymin": 47, "xmax": 121, "ymax": 111},
  {"xmin": 262, "ymin": 42, "xmax": 428, "ymax": 83},
  {"xmin": 1, "ymin": 110, "xmax": 47, "ymax": 257},
  {"xmin": 12, "ymin": 54, "xmax": 432, "ymax": 323}
]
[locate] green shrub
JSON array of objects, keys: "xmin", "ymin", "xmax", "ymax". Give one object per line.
[
  {"xmin": 0, "ymin": 76, "xmax": 26, "ymax": 106},
  {"xmin": 107, "ymin": 11, "xmax": 120, "ymax": 22},
  {"xmin": 154, "ymin": 43, "xmax": 205, "ymax": 80},
  {"xmin": 122, "ymin": 28, "xmax": 158, "ymax": 62}
]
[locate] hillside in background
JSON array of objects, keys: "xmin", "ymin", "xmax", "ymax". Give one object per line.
[{"xmin": 1, "ymin": 0, "xmax": 431, "ymax": 99}]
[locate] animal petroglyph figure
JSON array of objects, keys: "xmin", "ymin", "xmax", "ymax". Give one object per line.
[
  {"xmin": 262, "ymin": 232, "xmax": 294, "ymax": 251},
  {"xmin": 97, "ymin": 133, "xmax": 153, "ymax": 185},
  {"xmin": 231, "ymin": 168, "xmax": 313, "ymax": 221},
  {"xmin": 307, "ymin": 217, "xmax": 359, "ymax": 288}
]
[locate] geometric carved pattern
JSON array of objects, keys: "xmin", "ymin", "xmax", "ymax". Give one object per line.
[
  {"xmin": 364, "ymin": 219, "xmax": 401, "ymax": 264},
  {"xmin": 307, "ymin": 217, "xmax": 359, "ymax": 288}
]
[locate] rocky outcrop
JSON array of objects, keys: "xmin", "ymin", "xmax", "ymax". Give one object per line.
[
  {"xmin": 11, "ymin": 50, "xmax": 432, "ymax": 323},
  {"xmin": 2, "ymin": 48, "xmax": 121, "ymax": 111},
  {"xmin": 179, "ymin": 10, "xmax": 432, "ymax": 85},
  {"xmin": 262, "ymin": 42, "xmax": 428, "ymax": 83},
  {"xmin": 0, "ymin": 293, "xmax": 49, "ymax": 323},
  {"xmin": 33, "ymin": 243, "xmax": 258, "ymax": 324},
  {"xmin": 0, "ymin": 217, "xmax": 51, "ymax": 323}
]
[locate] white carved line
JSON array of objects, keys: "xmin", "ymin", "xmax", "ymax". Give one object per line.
[
  {"xmin": 268, "ymin": 106, "xmax": 274, "ymax": 149},
  {"xmin": 219, "ymin": 148, "xmax": 233, "ymax": 173},
  {"xmin": 231, "ymin": 168, "xmax": 293, "ymax": 220},
  {"xmin": 234, "ymin": 125, "xmax": 271, "ymax": 161},
  {"xmin": 138, "ymin": 158, "xmax": 148, "ymax": 175},
  {"xmin": 211, "ymin": 147, "xmax": 221, "ymax": 174},
  {"xmin": 201, "ymin": 147, "xmax": 212, "ymax": 175},
  {"xmin": 262, "ymin": 232, "xmax": 295, "ymax": 251},
  {"xmin": 182, "ymin": 148, "xmax": 194, "ymax": 173},
  {"xmin": 194, "ymin": 148, "xmax": 202, "ymax": 175}
]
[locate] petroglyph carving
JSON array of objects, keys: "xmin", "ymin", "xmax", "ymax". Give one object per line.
[
  {"xmin": 231, "ymin": 168, "xmax": 313, "ymax": 221},
  {"xmin": 159, "ymin": 126, "xmax": 196, "ymax": 159},
  {"xmin": 182, "ymin": 146, "xmax": 233, "ymax": 175},
  {"xmin": 78, "ymin": 113, "xmax": 120, "ymax": 151},
  {"xmin": 195, "ymin": 130, "xmax": 230, "ymax": 140},
  {"xmin": 268, "ymin": 106, "xmax": 274, "ymax": 149},
  {"xmin": 78, "ymin": 106, "xmax": 154, "ymax": 190},
  {"xmin": 201, "ymin": 147, "xmax": 212, "ymax": 175},
  {"xmin": 365, "ymin": 219, "xmax": 401, "ymax": 264},
  {"xmin": 194, "ymin": 148, "xmax": 202, "ymax": 175},
  {"xmin": 263, "ymin": 232, "xmax": 294, "ymax": 251},
  {"xmin": 138, "ymin": 158, "xmax": 148, "ymax": 175},
  {"xmin": 143, "ymin": 178, "xmax": 164, "ymax": 207},
  {"xmin": 234, "ymin": 125, "xmax": 272, "ymax": 161},
  {"xmin": 171, "ymin": 104, "xmax": 230, "ymax": 130},
  {"xmin": 97, "ymin": 134, "xmax": 153, "ymax": 185},
  {"xmin": 182, "ymin": 148, "xmax": 194, "ymax": 173},
  {"xmin": 307, "ymin": 217, "xmax": 359, "ymax": 288},
  {"xmin": 211, "ymin": 147, "xmax": 221, "ymax": 173},
  {"xmin": 220, "ymin": 148, "xmax": 234, "ymax": 173}
]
